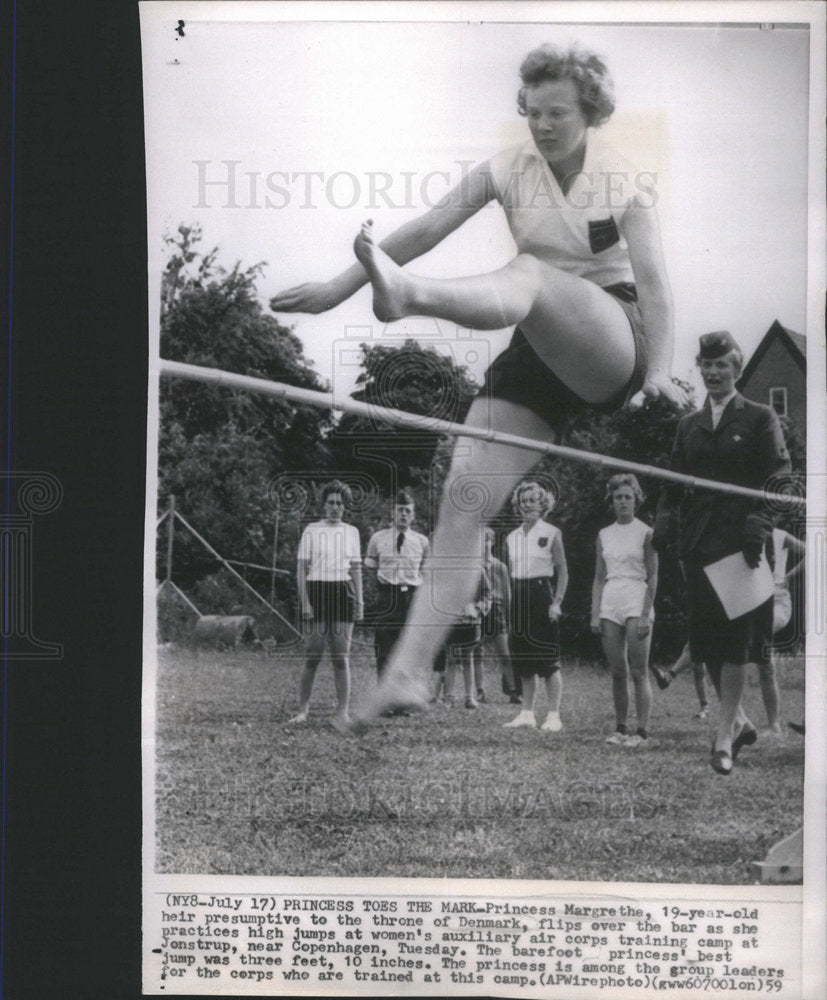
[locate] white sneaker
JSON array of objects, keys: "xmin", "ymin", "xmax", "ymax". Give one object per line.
[
  {"xmin": 623, "ymin": 734, "xmax": 646, "ymax": 747},
  {"xmin": 605, "ymin": 730, "xmax": 629, "ymax": 745},
  {"xmin": 503, "ymin": 710, "xmax": 537, "ymax": 729},
  {"xmin": 541, "ymin": 712, "xmax": 563, "ymax": 732}
]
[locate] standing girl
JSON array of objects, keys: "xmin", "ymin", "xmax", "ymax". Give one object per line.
[
  {"xmin": 290, "ymin": 481, "xmax": 363, "ymax": 729},
  {"xmin": 505, "ymin": 481, "xmax": 568, "ymax": 731},
  {"xmin": 591, "ymin": 473, "xmax": 657, "ymax": 746}
]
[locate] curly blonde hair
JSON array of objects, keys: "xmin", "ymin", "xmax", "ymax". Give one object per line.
[
  {"xmin": 511, "ymin": 480, "xmax": 556, "ymax": 515},
  {"xmin": 517, "ymin": 43, "xmax": 615, "ymax": 127}
]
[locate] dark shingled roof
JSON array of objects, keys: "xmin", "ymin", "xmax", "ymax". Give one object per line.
[{"xmin": 737, "ymin": 319, "xmax": 806, "ymax": 389}]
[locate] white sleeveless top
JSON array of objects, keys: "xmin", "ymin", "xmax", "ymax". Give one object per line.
[
  {"xmin": 598, "ymin": 518, "xmax": 651, "ymax": 582},
  {"xmin": 297, "ymin": 521, "xmax": 362, "ymax": 581},
  {"xmin": 486, "ymin": 136, "xmax": 641, "ymax": 288},
  {"xmin": 506, "ymin": 520, "xmax": 561, "ymax": 580}
]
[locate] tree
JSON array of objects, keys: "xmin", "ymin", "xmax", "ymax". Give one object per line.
[
  {"xmin": 158, "ymin": 224, "xmax": 332, "ymax": 584},
  {"xmin": 328, "ymin": 339, "xmax": 477, "ymax": 501}
]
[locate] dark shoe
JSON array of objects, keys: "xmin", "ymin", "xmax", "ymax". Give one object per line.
[
  {"xmin": 788, "ymin": 721, "xmax": 805, "ymax": 735},
  {"xmin": 650, "ymin": 665, "xmax": 672, "ymax": 691},
  {"xmin": 509, "ymin": 693, "xmax": 522, "ymax": 705},
  {"xmin": 731, "ymin": 726, "xmax": 757, "ymax": 760},
  {"xmin": 477, "ymin": 689, "xmax": 486, "ymax": 704},
  {"xmin": 710, "ymin": 748, "xmax": 733, "ymax": 775}
]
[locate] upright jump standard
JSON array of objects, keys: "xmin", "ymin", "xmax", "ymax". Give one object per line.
[{"xmin": 159, "ymin": 359, "xmax": 804, "ymax": 508}]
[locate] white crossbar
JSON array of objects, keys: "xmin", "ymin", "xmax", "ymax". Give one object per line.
[{"xmin": 158, "ymin": 358, "xmax": 804, "ymax": 508}]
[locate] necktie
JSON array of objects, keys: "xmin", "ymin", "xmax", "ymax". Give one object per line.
[{"xmin": 396, "ymin": 531, "xmax": 405, "ymax": 554}]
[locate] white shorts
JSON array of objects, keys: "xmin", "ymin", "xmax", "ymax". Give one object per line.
[
  {"xmin": 600, "ymin": 579, "xmax": 654, "ymax": 628},
  {"xmin": 773, "ymin": 586, "xmax": 792, "ymax": 634}
]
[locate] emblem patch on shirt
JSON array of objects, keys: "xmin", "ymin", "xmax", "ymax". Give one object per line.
[
  {"xmin": 538, "ymin": 537, "xmax": 549, "ymax": 548},
  {"xmin": 588, "ymin": 216, "xmax": 620, "ymax": 254}
]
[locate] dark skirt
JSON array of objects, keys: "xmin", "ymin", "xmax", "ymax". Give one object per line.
[
  {"xmin": 509, "ymin": 577, "xmax": 561, "ymax": 678},
  {"xmin": 685, "ymin": 563, "xmax": 773, "ymax": 668}
]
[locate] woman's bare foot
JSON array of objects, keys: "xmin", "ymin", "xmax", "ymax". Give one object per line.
[
  {"xmin": 330, "ymin": 713, "xmax": 355, "ymax": 739},
  {"xmin": 353, "ymin": 220, "xmax": 411, "ymax": 322},
  {"xmin": 357, "ymin": 665, "xmax": 430, "ymax": 724}
]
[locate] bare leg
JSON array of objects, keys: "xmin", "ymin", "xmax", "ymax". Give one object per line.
[
  {"xmin": 329, "ymin": 624, "xmax": 354, "ymax": 723},
  {"xmin": 758, "ymin": 660, "xmax": 782, "ymax": 731},
  {"xmin": 521, "ymin": 674, "xmax": 538, "ymax": 715},
  {"xmin": 602, "ymin": 620, "xmax": 630, "ymax": 729},
  {"xmin": 471, "ymin": 643, "xmax": 485, "ymax": 691},
  {"xmin": 671, "ymin": 642, "xmax": 709, "ymax": 712},
  {"xmin": 492, "ymin": 632, "xmax": 516, "ymax": 694},
  {"xmin": 289, "ymin": 625, "xmax": 325, "ymax": 722},
  {"xmin": 472, "ymin": 645, "xmax": 484, "ymax": 695},
  {"xmin": 443, "ymin": 654, "xmax": 457, "ymax": 701},
  {"xmin": 357, "ymin": 400, "xmax": 556, "ymax": 720},
  {"xmin": 714, "ymin": 662, "xmax": 747, "ymax": 754},
  {"xmin": 461, "ymin": 651, "xmax": 476, "ymax": 706},
  {"xmin": 707, "ymin": 661, "xmax": 751, "ymax": 733},
  {"xmin": 353, "ymin": 220, "xmax": 635, "ymax": 404},
  {"xmin": 670, "ymin": 642, "xmax": 692, "ymax": 676},
  {"xmin": 540, "ymin": 671, "xmax": 563, "ymax": 731},
  {"xmin": 692, "ymin": 662, "xmax": 709, "ymax": 712},
  {"xmin": 627, "ymin": 619, "xmax": 653, "ymax": 732}
]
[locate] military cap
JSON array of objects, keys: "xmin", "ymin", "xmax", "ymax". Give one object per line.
[{"xmin": 698, "ymin": 330, "xmax": 741, "ymax": 359}]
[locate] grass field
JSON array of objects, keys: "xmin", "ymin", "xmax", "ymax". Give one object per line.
[{"xmin": 153, "ymin": 637, "xmax": 804, "ymax": 884}]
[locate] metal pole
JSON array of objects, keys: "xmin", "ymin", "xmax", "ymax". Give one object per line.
[
  {"xmin": 172, "ymin": 509, "xmax": 301, "ymax": 636},
  {"xmin": 270, "ymin": 512, "xmax": 279, "ymax": 609},
  {"xmin": 158, "ymin": 358, "xmax": 804, "ymax": 507},
  {"xmin": 165, "ymin": 494, "xmax": 176, "ymax": 583}
]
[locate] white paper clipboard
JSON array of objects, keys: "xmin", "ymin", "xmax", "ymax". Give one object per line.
[{"xmin": 703, "ymin": 550, "xmax": 775, "ymax": 620}]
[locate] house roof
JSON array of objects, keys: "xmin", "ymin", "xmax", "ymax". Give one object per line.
[{"xmin": 737, "ymin": 320, "xmax": 806, "ymax": 389}]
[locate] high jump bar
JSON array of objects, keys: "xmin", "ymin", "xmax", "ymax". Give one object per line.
[{"xmin": 159, "ymin": 358, "xmax": 804, "ymax": 508}]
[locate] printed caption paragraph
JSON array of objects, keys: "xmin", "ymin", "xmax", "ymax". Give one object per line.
[{"xmin": 145, "ymin": 892, "xmax": 801, "ymax": 996}]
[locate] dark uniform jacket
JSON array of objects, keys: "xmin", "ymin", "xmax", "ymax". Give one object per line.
[{"xmin": 654, "ymin": 393, "xmax": 790, "ymax": 566}]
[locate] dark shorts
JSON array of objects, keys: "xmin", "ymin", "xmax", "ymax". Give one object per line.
[
  {"xmin": 433, "ymin": 622, "xmax": 482, "ymax": 672},
  {"xmin": 481, "ymin": 282, "xmax": 647, "ymax": 436},
  {"xmin": 450, "ymin": 621, "xmax": 481, "ymax": 650},
  {"xmin": 685, "ymin": 563, "xmax": 773, "ymax": 669},
  {"xmin": 482, "ymin": 601, "xmax": 508, "ymax": 638},
  {"xmin": 306, "ymin": 580, "xmax": 355, "ymax": 624},
  {"xmin": 510, "ymin": 577, "xmax": 562, "ymax": 679}
]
